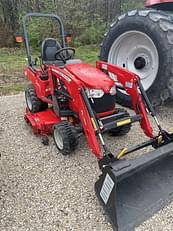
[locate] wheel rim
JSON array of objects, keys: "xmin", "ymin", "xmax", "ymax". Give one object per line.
[
  {"xmin": 26, "ymin": 92, "xmax": 32, "ymax": 111},
  {"xmin": 54, "ymin": 128, "xmax": 63, "ymax": 150},
  {"xmin": 108, "ymin": 31, "xmax": 159, "ymax": 91}
]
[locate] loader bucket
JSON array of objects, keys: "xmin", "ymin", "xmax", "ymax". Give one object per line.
[{"xmin": 95, "ymin": 142, "xmax": 173, "ymax": 231}]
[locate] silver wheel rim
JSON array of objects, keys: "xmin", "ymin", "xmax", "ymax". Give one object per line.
[
  {"xmin": 108, "ymin": 31, "xmax": 159, "ymax": 91},
  {"xmin": 54, "ymin": 128, "xmax": 63, "ymax": 150},
  {"xmin": 26, "ymin": 92, "xmax": 32, "ymax": 111}
]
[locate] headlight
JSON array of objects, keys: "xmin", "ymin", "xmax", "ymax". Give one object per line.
[
  {"xmin": 109, "ymin": 86, "xmax": 116, "ymax": 95},
  {"xmin": 86, "ymin": 88, "xmax": 104, "ymax": 98}
]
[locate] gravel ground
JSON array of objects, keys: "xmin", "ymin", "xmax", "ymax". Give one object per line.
[{"xmin": 0, "ymin": 93, "xmax": 173, "ymax": 231}]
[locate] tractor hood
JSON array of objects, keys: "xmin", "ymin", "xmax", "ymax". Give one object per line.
[{"xmin": 65, "ymin": 63, "xmax": 114, "ymax": 93}]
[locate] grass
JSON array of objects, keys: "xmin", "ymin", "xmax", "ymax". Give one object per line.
[
  {"xmin": 76, "ymin": 45, "xmax": 99, "ymax": 65},
  {"xmin": 0, "ymin": 83, "xmax": 28, "ymax": 96},
  {"xmin": 0, "ymin": 45, "xmax": 99, "ymax": 95},
  {"xmin": 0, "ymin": 47, "xmax": 26, "ymax": 76}
]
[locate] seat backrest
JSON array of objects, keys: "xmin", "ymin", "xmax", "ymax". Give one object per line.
[{"xmin": 41, "ymin": 38, "xmax": 62, "ymax": 63}]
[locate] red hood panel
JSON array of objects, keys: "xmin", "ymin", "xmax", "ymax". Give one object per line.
[{"xmin": 65, "ymin": 63, "xmax": 114, "ymax": 92}]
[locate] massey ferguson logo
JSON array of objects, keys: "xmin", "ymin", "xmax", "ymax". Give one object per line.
[{"xmin": 52, "ymin": 69, "xmax": 72, "ymax": 82}]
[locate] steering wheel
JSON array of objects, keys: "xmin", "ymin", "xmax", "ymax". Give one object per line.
[{"xmin": 55, "ymin": 47, "xmax": 75, "ymax": 63}]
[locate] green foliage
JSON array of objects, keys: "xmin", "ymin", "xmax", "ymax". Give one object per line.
[
  {"xmin": 0, "ymin": 0, "xmax": 144, "ymax": 48},
  {"xmin": 75, "ymin": 45, "xmax": 99, "ymax": 65},
  {"xmin": 121, "ymin": 0, "xmax": 144, "ymax": 12},
  {"xmin": 25, "ymin": 14, "xmax": 107, "ymax": 48},
  {"xmin": 78, "ymin": 21, "xmax": 107, "ymax": 45},
  {"xmin": 27, "ymin": 18, "xmax": 61, "ymax": 49}
]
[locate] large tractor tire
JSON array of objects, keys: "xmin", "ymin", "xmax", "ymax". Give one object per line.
[{"xmin": 100, "ymin": 9, "xmax": 173, "ymax": 107}]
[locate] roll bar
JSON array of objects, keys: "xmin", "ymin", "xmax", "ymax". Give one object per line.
[{"xmin": 23, "ymin": 13, "xmax": 66, "ymax": 66}]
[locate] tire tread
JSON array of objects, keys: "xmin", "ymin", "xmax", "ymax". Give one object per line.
[{"xmin": 100, "ymin": 9, "xmax": 173, "ymax": 107}]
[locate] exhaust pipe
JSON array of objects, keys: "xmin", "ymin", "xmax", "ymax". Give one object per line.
[{"xmin": 95, "ymin": 142, "xmax": 173, "ymax": 231}]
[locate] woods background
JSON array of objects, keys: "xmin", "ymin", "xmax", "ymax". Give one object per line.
[{"xmin": 0, "ymin": 0, "xmax": 144, "ymax": 47}]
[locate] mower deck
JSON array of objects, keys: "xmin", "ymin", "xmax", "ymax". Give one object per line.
[{"xmin": 24, "ymin": 108, "xmax": 60, "ymax": 135}]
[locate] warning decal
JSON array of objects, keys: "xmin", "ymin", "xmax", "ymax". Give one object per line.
[{"xmin": 100, "ymin": 173, "xmax": 115, "ymax": 204}]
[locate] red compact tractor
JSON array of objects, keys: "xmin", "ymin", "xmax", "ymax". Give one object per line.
[{"xmin": 23, "ymin": 13, "xmax": 173, "ymax": 231}]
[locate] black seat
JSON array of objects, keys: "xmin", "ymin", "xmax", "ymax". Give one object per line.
[{"xmin": 41, "ymin": 38, "xmax": 64, "ymax": 66}]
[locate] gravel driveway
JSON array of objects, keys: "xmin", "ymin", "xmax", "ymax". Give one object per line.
[{"xmin": 0, "ymin": 93, "xmax": 173, "ymax": 231}]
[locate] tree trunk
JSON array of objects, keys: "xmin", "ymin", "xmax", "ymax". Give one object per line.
[{"xmin": 0, "ymin": 0, "xmax": 19, "ymax": 46}]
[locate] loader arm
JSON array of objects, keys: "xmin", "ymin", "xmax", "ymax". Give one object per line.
[
  {"xmin": 96, "ymin": 61, "xmax": 154, "ymax": 138},
  {"xmin": 50, "ymin": 66, "xmax": 102, "ymax": 159}
]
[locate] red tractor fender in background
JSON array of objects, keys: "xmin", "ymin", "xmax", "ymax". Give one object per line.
[{"xmin": 145, "ymin": 0, "xmax": 173, "ymax": 6}]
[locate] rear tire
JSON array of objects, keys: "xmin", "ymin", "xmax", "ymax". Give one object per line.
[
  {"xmin": 25, "ymin": 84, "xmax": 48, "ymax": 113},
  {"xmin": 100, "ymin": 9, "xmax": 173, "ymax": 108},
  {"xmin": 53, "ymin": 121, "xmax": 78, "ymax": 155}
]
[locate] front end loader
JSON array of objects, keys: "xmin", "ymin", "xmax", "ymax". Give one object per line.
[
  {"xmin": 22, "ymin": 13, "xmax": 173, "ymax": 231},
  {"xmin": 95, "ymin": 61, "xmax": 173, "ymax": 231}
]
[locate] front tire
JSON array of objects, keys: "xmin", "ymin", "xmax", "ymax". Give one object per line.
[
  {"xmin": 100, "ymin": 9, "xmax": 173, "ymax": 107},
  {"xmin": 53, "ymin": 121, "xmax": 78, "ymax": 155}
]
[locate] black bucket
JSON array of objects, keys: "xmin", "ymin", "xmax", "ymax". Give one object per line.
[{"xmin": 95, "ymin": 142, "xmax": 173, "ymax": 231}]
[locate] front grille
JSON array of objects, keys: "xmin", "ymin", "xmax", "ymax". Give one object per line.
[{"xmin": 91, "ymin": 94, "xmax": 116, "ymax": 113}]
